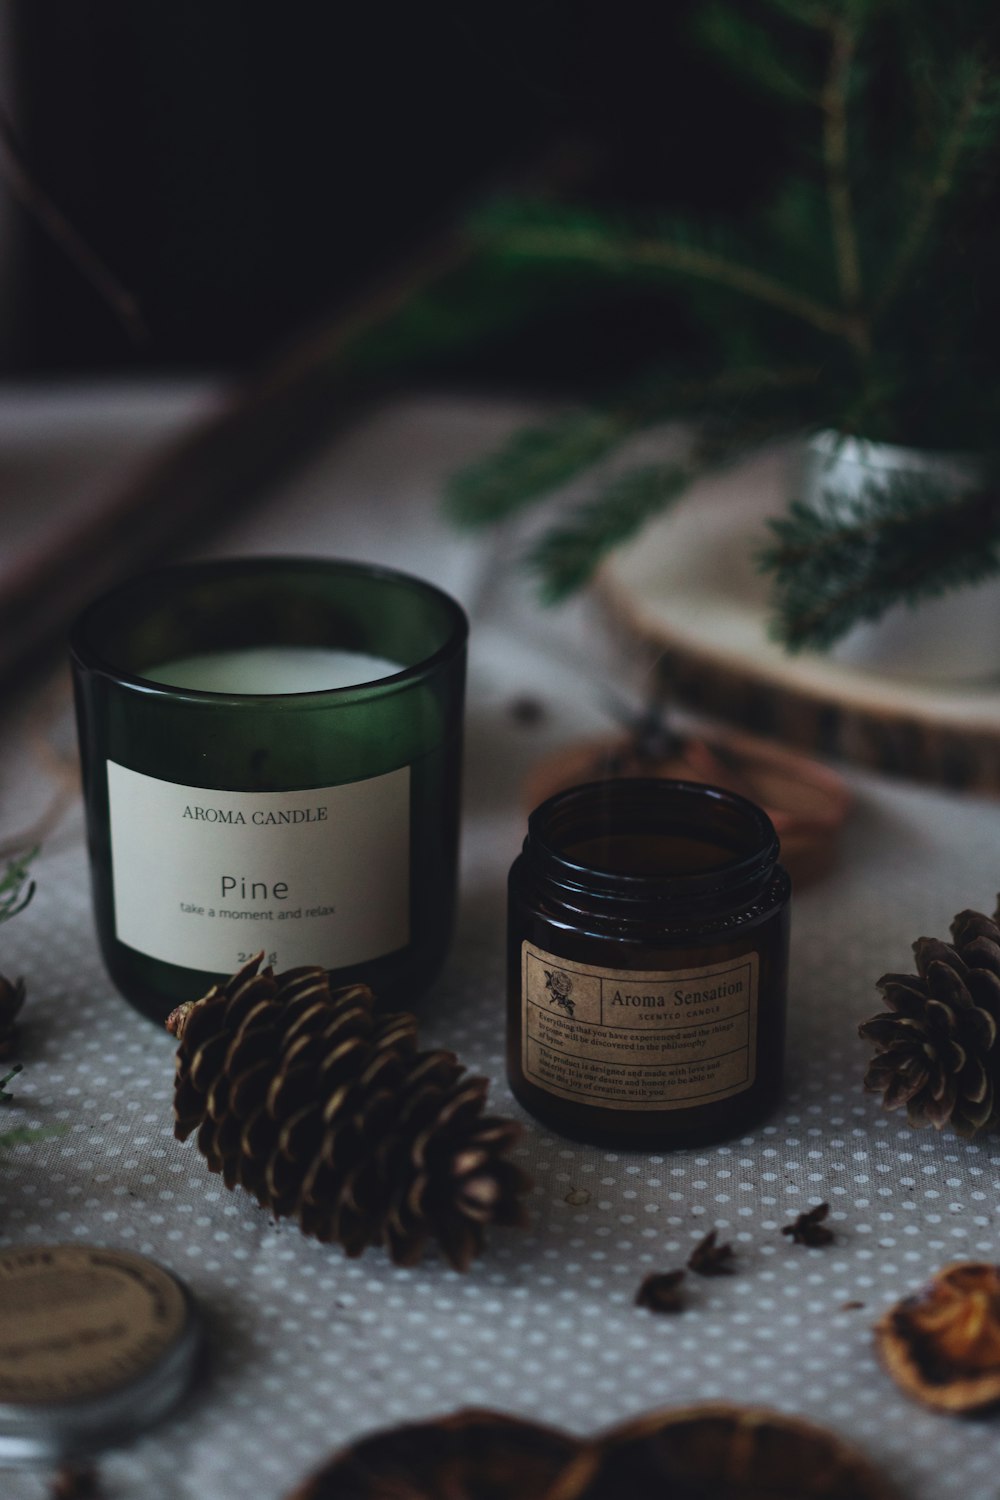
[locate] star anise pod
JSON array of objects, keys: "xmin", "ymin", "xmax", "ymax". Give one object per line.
[
  {"xmin": 782, "ymin": 1203, "xmax": 834, "ymax": 1247},
  {"xmin": 636, "ymin": 1270, "xmax": 686, "ymax": 1314},
  {"xmin": 687, "ymin": 1228, "xmax": 735, "ymax": 1276}
]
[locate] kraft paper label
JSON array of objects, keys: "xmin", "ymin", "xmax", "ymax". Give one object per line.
[
  {"xmin": 108, "ymin": 760, "xmax": 410, "ymax": 974},
  {"xmin": 521, "ymin": 942, "xmax": 759, "ymax": 1111},
  {"xmin": 0, "ymin": 1246, "xmax": 188, "ymax": 1403}
]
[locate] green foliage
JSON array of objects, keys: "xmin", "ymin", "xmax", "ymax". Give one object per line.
[
  {"xmin": 435, "ymin": 0, "xmax": 1000, "ymax": 642},
  {"xmin": 445, "ymin": 362, "xmax": 824, "ymax": 595},
  {"xmin": 529, "ymin": 463, "xmax": 693, "ymax": 602},
  {"xmin": 341, "ymin": 259, "xmax": 587, "ymax": 379},
  {"xmin": 0, "ymin": 849, "xmax": 36, "ymax": 925},
  {"xmin": 471, "ymin": 199, "xmax": 854, "ymax": 341},
  {"xmin": 760, "ymin": 470, "xmax": 1000, "ymax": 650},
  {"xmin": 445, "ymin": 409, "xmax": 630, "ymax": 527}
]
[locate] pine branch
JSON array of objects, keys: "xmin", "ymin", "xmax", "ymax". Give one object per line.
[
  {"xmin": 341, "ymin": 257, "xmax": 579, "ymax": 377},
  {"xmin": 694, "ymin": 3, "xmax": 818, "ymax": 104},
  {"xmin": 529, "ymin": 463, "xmax": 693, "ymax": 601},
  {"xmin": 444, "ymin": 408, "xmax": 630, "ymax": 527},
  {"xmin": 444, "ymin": 363, "xmax": 823, "ymax": 531},
  {"xmin": 0, "ymin": 849, "xmax": 36, "ymax": 925},
  {"xmin": 820, "ymin": 15, "xmax": 866, "ymax": 332},
  {"xmin": 473, "ymin": 200, "xmax": 864, "ymax": 345},
  {"xmin": 760, "ymin": 469, "xmax": 1000, "ymax": 650},
  {"xmin": 875, "ymin": 56, "xmax": 987, "ymax": 317}
]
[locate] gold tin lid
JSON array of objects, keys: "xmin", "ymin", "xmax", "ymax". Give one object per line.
[{"xmin": 0, "ymin": 1245, "xmax": 203, "ymax": 1468}]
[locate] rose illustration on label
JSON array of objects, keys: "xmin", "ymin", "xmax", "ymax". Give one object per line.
[{"xmin": 544, "ymin": 968, "xmax": 575, "ymax": 1018}]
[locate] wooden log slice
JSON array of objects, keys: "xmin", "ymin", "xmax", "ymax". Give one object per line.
[{"xmin": 596, "ymin": 444, "xmax": 1000, "ymax": 793}]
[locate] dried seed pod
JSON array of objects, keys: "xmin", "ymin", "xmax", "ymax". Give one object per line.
[
  {"xmin": 284, "ymin": 1409, "xmax": 580, "ymax": 1500},
  {"xmin": 781, "ymin": 1202, "xmax": 834, "ymax": 1247},
  {"xmin": 635, "ymin": 1270, "xmax": 686, "ymax": 1314},
  {"xmin": 687, "ymin": 1228, "xmax": 735, "ymax": 1276},
  {"xmin": 544, "ymin": 1405, "xmax": 899, "ymax": 1500},
  {"xmin": 875, "ymin": 1261, "xmax": 1000, "ymax": 1412}
]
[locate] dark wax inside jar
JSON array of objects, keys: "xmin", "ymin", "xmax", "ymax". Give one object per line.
[{"xmin": 564, "ymin": 831, "xmax": 737, "ymax": 877}]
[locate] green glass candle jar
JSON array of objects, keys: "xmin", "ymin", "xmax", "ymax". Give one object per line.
[
  {"xmin": 71, "ymin": 557, "xmax": 467, "ymax": 1022},
  {"xmin": 507, "ymin": 779, "xmax": 791, "ymax": 1148}
]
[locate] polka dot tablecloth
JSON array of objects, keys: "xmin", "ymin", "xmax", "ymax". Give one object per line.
[{"xmin": 3, "ymin": 394, "xmax": 1000, "ymax": 1498}]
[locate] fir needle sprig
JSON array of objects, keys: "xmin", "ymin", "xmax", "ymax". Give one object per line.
[
  {"xmin": 430, "ymin": 1, "xmax": 1000, "ymax": 648},
  {"xmin": 0, "ymin": 846, "xmax": 37, "ymax": 925}
]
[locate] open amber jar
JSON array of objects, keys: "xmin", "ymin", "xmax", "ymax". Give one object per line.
[{"xmin": 507, "ymin": 779, "xmax": 790, "ymax": 1148}]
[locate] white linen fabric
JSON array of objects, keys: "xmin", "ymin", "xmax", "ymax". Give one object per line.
[{"xmin": 2, "ymin": 394, "xmax": 999, "ymax": 1499}]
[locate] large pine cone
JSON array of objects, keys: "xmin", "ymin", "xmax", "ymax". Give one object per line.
[
  {"xmin": 167, "ymin": 955, "xmax": 531, "ymax": 1270},
  {"xmin": 859, "ymin": 906, "xmax": 1000, "ymax": 1136}
]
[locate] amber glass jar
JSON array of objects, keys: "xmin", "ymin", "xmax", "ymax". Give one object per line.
[{"xmin": 507, "ymin": 779, "xmax": 790, "ymax": 1148}]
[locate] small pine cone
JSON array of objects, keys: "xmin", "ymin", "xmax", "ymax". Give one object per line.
[
  {"xmin": 0, "ymin": 975, "xmax": 26, "ymax": 1059},
  {"xmin": 166, "ymin": 955, "xmax": 532, "ymax": 1270},
  {"xmin": 859, "ymin": 904, "xmax": 1000, "ymax": 1136}
]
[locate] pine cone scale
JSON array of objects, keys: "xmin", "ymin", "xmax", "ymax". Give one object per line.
[
  {"xmin": 961, "ymin": 1059, "xmax": 990, "ymax": 1105},
  {"xmin": 875, "ymin": 982, "xmax": 929, "ymax": 1020},
  {"xmin": 963, "ymin": 937, "xmax": 1000, "ymax": 976},
  {"xmin": 927, "ymin": 964, "xmax": 971, "ymax": 1010},
  {"xmin": 227, "ymin": 1023, "xmax": 282, "ymax": 1076},
  {"xmin": 878, "ymin": 1070, "xmax": 927, "ymax": 1111},
  {"xmin": 319, "ymin": 1040, "xmax": 371, "ymax": 1101},
  {"xmin": 915, "ymin": 938, "xmax": 967, "ymax": 979},
  {"xmin": 967, "ymin": 969, "xmax": 1000, "ymax": 1019},
  {"xmin": 172, "ymin": 992, "xmax": 224, "ymax": 1047},
  {"xmin": 859, "ymin": 1014, "xmax": 912, "ymax": 1047}
]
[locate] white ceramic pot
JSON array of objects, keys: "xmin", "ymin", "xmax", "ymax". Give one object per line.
[{"xmin": 800, "ymin": 430, "xmax": 999, "ymax": 681}]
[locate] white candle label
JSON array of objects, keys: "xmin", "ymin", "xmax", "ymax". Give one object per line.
[
  {"xmin": 521, "ymin": 942, "xmax": 758, "ymax": 1111},
  {"xmin": 107, "ymin": 760, "xmax": 410, "ymax": 973}
]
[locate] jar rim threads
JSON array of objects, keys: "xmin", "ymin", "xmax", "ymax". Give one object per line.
[{"xmin": 523, "ymin": 778, "xmax": 781, "ymax": 908}]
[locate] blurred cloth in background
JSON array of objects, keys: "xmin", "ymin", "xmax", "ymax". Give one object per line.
[{"xmin": 2, "ymin": 0, "xmax": 783, "ymax": 379}]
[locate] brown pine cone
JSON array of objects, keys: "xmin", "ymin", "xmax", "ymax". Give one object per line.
[
  {"xmin": 859, "ymin": 904, "xmax": 1000, "ymax": 1136},
  {"xmin": 166, "ymin": 955, "xmax": 532, "ymax": 1270},
  {"xmin": 0, "ymin": 975, "xmax": 26, "ymax": 1060}
]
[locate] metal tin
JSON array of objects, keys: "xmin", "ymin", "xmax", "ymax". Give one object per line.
[{"xmin": 0, "ymin": 1244, "xmax": 203, "ymax": 1468}]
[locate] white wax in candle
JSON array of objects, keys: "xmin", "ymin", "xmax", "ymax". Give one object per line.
[{"xmin": 144, "ymin": 646, "xmax": 404, "ymax": 694}]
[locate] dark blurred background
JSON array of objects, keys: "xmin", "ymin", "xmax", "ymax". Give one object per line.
[{"xmin": 5, "ymin": 0, "xmax": 783, "ymax": 384}]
